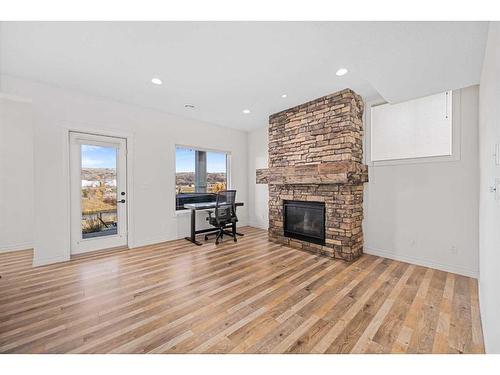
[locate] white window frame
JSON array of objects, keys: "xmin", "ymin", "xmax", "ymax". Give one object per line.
[
  {"xmin": 174, "ymin": 144, "xmax": 232, "ymax": 214},
  {"xmin": 364, "ymin": 90, "xmax": 461, "ymax": 167}
]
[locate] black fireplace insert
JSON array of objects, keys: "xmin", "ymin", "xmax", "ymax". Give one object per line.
[{"xmin": 283, "ymin": 200, "xmax": 325, "ymax": 245}]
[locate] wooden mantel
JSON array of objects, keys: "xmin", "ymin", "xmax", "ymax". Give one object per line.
[{"xmin": 256, "ymin": 161, "xmax": 368, "ymax": 185}]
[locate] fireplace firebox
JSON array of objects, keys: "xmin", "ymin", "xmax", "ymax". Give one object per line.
[{"xmin": 283, "ymin": 200, "xmax": 325, "ymax": 245}]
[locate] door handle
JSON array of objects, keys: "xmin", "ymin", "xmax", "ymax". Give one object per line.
[{"xmin": 117, "ymin": 199, "xmax": 126, "ymax": 203}]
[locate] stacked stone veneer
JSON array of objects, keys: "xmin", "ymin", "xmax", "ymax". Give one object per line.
[{"xmin": 256, "ymin": 89, "xmax": 368, "ymax": 261}]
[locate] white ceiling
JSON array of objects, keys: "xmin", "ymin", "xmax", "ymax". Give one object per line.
[{"xmin": 0, "ymin": 21, "xmax": 489, "ymax": 131}]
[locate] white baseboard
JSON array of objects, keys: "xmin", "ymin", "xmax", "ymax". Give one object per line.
[
  {"xmin": 247, "ymin": 220, "xmax": 268, "ymax": 230},
  {"xmin": 0, "ymin": 242, "xmax": 33, "ymax": 253},
  {"xmin": 364, "ymin": 246, "xmax": 478, "ymax": 278},
  {"xmin": 132, "ymin": 235, "xmax": 174, "ymax": 249},
  {"xmin": 32, "ymin": 254, "xmax": 70, "ymax": 267}
]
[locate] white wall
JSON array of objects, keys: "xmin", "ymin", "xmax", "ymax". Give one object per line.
[
  {"xmin": 247, "ymin": 126, "xmax": 268, "ymax": 229},
  {"xmin": 0, "ymin": 75, "xmax": 248, "ymax": 266},
  {"xmin": 0, "ymin": 94, "xmax": 33, "ymax": 252},
  {"xmin": 247, "ymin": 86, "xmax": 480, "ymax": 278},
  {"xmin": 364, "ymin": 86, "xmax": 479, "ymax": 278},
  {"xmin": 478, "ymin": 22, "xmax": 500, "ymax": 354}
]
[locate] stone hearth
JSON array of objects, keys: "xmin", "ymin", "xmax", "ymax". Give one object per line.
[{"xmin": 256, "ymin": 88, "xmax": 368, "ymax": 261}]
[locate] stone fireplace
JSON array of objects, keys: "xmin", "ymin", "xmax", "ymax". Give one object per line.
[{"xmin": 256, "ymin": 88, "xmax": 368, "ymax": 261}]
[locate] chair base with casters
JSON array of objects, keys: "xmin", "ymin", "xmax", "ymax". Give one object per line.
[{"xmin": 204, "ymin": 224, "xmax": 237, "ymax": 244}]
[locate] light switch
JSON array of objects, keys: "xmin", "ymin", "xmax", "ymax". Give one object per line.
[{"xmin": 495, "ymin": 144, "xmax": 500, "ymax": 166}]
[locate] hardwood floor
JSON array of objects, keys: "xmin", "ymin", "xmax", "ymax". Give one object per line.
[{"xmin": 0, "ymin": 227, "xmax": 484, "ymax": 354}]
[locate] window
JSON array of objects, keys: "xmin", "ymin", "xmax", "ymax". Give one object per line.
[
  {"xmin": 370, "ymin": 91, "xmax": 452, "ymax": 162},
  {"xmin": 175, "ymin": 146, "xmax": 229, "ymax": 210}
]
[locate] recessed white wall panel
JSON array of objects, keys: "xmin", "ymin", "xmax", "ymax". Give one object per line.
[{"xmin": 371, "ymin": 91, "xmax": 452, "ymax": 161}]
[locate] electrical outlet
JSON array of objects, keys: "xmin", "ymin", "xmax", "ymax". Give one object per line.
[{"xmin": 450, "ymin": 245, "xmax": 458, "ymax": 255}]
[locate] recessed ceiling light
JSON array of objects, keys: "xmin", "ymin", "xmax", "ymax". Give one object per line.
[
  {"xmin": 242, "ymin": 109, "xmax": 251, "ymax": 114},
  {"xmin": 184, "ymin": 104, "xmax": 195, "ymax": 109},
  {"xmin": 151, "ymin": 78, "xmax": 162, "ymax": 85},
  {"xmin": 281, "ymin": 94, "xmax": 288, "ymax": 98},
  {"xmin": 336, "ymin": 68, "xmax": 348, "ymax": 76}
]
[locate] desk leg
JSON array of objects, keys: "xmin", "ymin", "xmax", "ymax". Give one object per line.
[
  {"xmin": 234, "ymin": 207, "xmax": 244, "ymax": 237},
  {"xmin": 235, "ymin": 223, "xmax": 244, "ymax": 237},
  {"xmin": 184, "ymin": 208, "xmax": 202, "ymax": 246}
]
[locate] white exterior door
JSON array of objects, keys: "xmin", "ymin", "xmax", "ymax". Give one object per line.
[{"xmin": 70, "ymin": 132, "xmax": 128, "ymax": 255}]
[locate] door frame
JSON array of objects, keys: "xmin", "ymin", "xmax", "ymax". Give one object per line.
[
  {"xmin": 63, "ymin": 124, "xmax": 135, "ymax": 256},
  {"xmin": 69, "ymin": 132, "xmax": 127, "ymax": 254}
]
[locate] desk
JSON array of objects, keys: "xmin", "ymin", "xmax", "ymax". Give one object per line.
[{"xmin": 183, "ymin": 202, "xmax": 244, "ymax": 245}]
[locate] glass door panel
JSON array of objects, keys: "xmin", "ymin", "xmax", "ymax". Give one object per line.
[{"xmin": 80, "ymin": 145, "xmax": 118, "ymax": 239}]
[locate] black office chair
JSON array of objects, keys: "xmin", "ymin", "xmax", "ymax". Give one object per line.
[{"xmin": 205, "ymin": 190, "xmax": 238, "ymax": 244}]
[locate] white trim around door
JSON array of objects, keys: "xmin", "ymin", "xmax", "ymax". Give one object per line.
[{"xmin": 69, "ymin": 131, "xmax": 128, "ymax": 255}]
